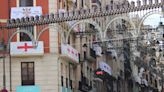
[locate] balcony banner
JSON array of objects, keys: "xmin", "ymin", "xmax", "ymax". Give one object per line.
[
  {"xmin": 10, "ymin": 41, "xmax": 44, "ymax": 56},
  {"xmin": 61, "ymin": 44, "xmax": 79, "ymax": 63},
  {"xmin": 11, "ymin": 6, "xmax": 42, "ymax": 19},
  {"xmin": 99, "ymin": 62, "xmax": 112, "ymax": 75}
]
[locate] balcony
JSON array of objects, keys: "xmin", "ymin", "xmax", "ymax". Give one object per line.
[
  {"xmin": 60, "ymin": 44, "xmax": 80, "ymax": 64},
  {"xmin": 67, "ymin": 0, "xmax": 74, "ymax": 5},
  {"xmin": 91, "ymin": 0, "xmax": 101, "ymax": 6},
  {"xmin": 84, "ymin": 48, "xmax": 96, "ymax": 62}
]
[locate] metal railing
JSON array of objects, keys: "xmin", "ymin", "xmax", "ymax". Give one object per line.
[{"xmin": 3, "ymin": 1, "xmax": 163, "ymax": 28}]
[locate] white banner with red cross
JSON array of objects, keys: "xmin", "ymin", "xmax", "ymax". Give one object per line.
[
  {"xmin": 11, "ymin": 6, "xmax": 42, "ymax": 19},
  {"xmin": 61, "ymin": 44, "xmax": 79, "ymax": 63},
  {"xmin": 10, "ymin": 41, "xmax": 44, "ymax": 56}
]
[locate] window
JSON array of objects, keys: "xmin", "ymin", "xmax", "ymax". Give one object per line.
[
  {"xmin": 69, "ymin": 80, "xmax": 72, "ymax": 89},
  {"xmin": 65, "ymin": 65, "xmax": 68, "ymax": 88},
  {"xmin": 69, "ymin": 65, "xmax": 73, "ymax": 89},
  {"xmin": 66, "ymin": 78, "xmax": 68, "ymax": 88},
  {"xmin": 61, "ymin": 63, "xmax": 63, "ymax": 86},
  {"xmin": 73, "ymin": 0, "xmax": 77, "ymax": 8},
  {"xmin": 146, "ymin": 74, "xmax": 148, "ymax": 81},
  {"xmin": 61, "ymin": 76, "xmax": 64, "ymax": 87},
  {"xmin": 21, "ymin": 62, "xmax": 34, "ymax": 85},
  {"xmin": 61, "ymin": 63, "xmax": 63, "ymax": 75},
  {"xmin": 92, "ymin": 0, "xmax": 97, "ymax": 3},
  {"xmin": 81, "ymin": 0, "xmax": 84, "ymax": 8},
  {"xmin": 87, "ymin": 67, "xmax": 89, "ymax": 78},
  {"xmin": 90, "ymin": 68, "xmax": 92, "ymax": 80},
  {"xmin": 155, "ymin": 80, "xmax": 157, "ymax": 87},
  {"xmin": 20, "ymin": 0, "xmax": 33, "ymax": 6},
  {"xmin": 19, "ymin": 27, "xmax": 34, "ymax": 41},
  {"xmin": 19, "ymin": 0, "xmax": 34, "ymax": 41}
]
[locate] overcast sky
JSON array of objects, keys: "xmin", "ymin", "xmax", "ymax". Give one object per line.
[{"xmin": 128, "ymin": 0, "xmax": 164, "ymax": 27}]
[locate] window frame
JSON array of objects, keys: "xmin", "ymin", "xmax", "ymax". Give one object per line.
[
  {"xmin": 19, "ymin": 0, "xmax": 33, "ymax": 6},
  {"xmin": 61, "ymin": 76, "xmax": 64, "ymax": 87},
  {"xmin": 21, "ymin": 62, "xmax": 35, "ymax": 85},
  {"xmin": 17, "ymin": 0, "xmax": 36, "ymax": 42},
  {"xmin": 19, "ymin": 26, "xmax": 35, "ymax": 41}
]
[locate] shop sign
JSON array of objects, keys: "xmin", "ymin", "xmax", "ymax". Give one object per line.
[
  {"xmin": 11, "ymin": 6, "xmax": 42, "ymax": 19},
  {"xmin": 10, "ymin": 41, "xmax": 44, "ymax": 56},
  {"xmin": 16, "ymin": 85, "xmax": 40, "ymax": 92},
  {"xmin": 99, "ymin": 62, "xmax": 112, "ymax": 75},
  {"xmin": 61, "ymin": 44, "xmax": 79, "ymax": 63}
]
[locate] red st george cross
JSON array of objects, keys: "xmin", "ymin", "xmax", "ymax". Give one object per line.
[
  {"xmin": 67, "ymin": 48, "xmax": 78, "ymax": 57},
  {"xmin": 17, "ymin": 43, "xmax": 33, "ymax": 52}
]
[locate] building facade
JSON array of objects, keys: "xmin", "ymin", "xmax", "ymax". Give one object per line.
[
  {"xmin": 0, "ymin": 0, "xmax": 60, "ymax": 92},
  {"xmin": 0, "ymin": 0, "xmax": 163, "ymax": 92}
]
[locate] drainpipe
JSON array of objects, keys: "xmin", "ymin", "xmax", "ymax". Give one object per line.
[
  {"xmin": 3, "ymin": 52, "xmax": 6, "ymax": 89},
  {"xmin": 58, "ymin": 56, "xmax": 61, "ymax": 92},
  {"xmin": 7, "ymin": 21, "xmax": 12, "ymax": 92}
]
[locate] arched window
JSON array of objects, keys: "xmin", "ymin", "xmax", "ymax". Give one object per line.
[{"xmin": 19, "ymin": 0, "xmax": 34, "ymax": 41}]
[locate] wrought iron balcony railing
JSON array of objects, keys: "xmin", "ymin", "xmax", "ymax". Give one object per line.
[{"xmin": 83, "ymin": 48, "xmax": 96, "ymax": 62}]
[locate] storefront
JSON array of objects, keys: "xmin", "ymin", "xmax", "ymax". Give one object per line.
[
  {"xmin": 16, "ymin": 86, "xmax": 40, "ymax": 92},
  {"xmin": 9, "ymin": 41, "xmax": 61, "ymax": 92}
]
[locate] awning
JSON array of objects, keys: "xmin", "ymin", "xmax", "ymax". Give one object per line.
[{"xmin": 99, "ymin": 61, "xmax": 112, "ymax": 75}]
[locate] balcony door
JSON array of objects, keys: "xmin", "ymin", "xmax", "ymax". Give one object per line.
[{"xmin": 21, "ymin": 62, "xmax": 35, "ymax": 85}]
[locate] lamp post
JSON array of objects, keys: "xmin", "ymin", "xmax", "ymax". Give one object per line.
[{"xmin": 0, "ymin": 41, "xmax": 7, "ymax": 92}]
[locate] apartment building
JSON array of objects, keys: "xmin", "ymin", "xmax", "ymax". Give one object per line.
[
  {"xmin": 0, "ymin": 0, "xmax": 63, "ymax": 92},
  {"xmin": 1, "ymin": 0, "xmax": 161, "ymax": 92},
  {"xmin": 0, "ymin": 0, "xmax": 100, "ymax": 92}
]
